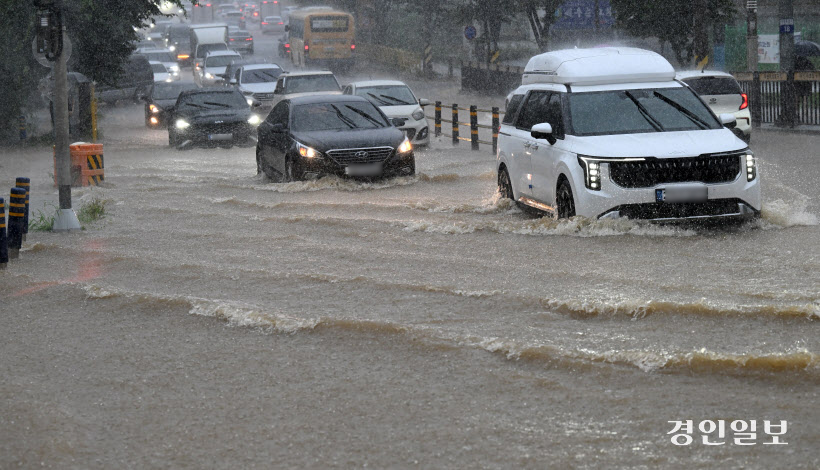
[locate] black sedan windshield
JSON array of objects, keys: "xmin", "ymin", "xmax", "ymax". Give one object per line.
[
  {"xmin": 152, "ymin": 83, "xmax": 197, "ymax": 100},
  {"xmin": 292, "ymin": 102, "xmax": 389, "ymax": 131},
  {"xmin": 568, "ymin": 87, "xmax": 721, "ymax": 136},
  {"xmin": 178, "ymin": 92, "xmax": 247, "ymax": 110},
  {"xmin": 284, "ymin": 75, "xmax": 340, "ymax": 94}
]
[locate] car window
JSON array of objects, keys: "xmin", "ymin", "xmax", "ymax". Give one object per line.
[
  {"xmin": 206, "ymin": 55, "xmax": 240, "ymax": 68},
  {"xmin": 266, "ymin": 101, "xmax": 289, "ymax": 126},
  {"xmin": 502, "ymin": 94, "xmax": 524, "ymax": 125},
  {"xmin": 275, "ymin": 78, "xmax": 285, "ymax": 94},
  {"xmin": 151, "ymin": 63, "xmax": 167, "ymax": 73},
  {"xmin": 291, "ymin": 101, "xmax": 389, "ymax": 131},
  {"xmin": 284, "ymin": 75, "xmax": 341, "ymax": 94},
  {"xmin": 515, "ymin": 91, "xmax": 550, "ymax": 130},
  {"xmin": 342, "ymin": 86, "xmax": 352, "ymax": 95},
  {"xmin": 683, "ymin": 77, "xmax": 742, "ymax": 96}
]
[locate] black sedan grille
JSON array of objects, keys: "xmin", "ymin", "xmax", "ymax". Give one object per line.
[
  {"xmin": 196, "ymin": 122, "xmax": 245, "ymax": 135},
  {"xmin": 609, "ymin": 154, "xmax": 741, "ymax": 188},
  {"xmin": 326, "ymin": 147, "xmax": 394, "ymax": 165}
]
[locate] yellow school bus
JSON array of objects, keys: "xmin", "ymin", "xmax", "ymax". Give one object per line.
[{"xmin": 288, "ymin": 8, "xmax": 355, "ymax": 70}]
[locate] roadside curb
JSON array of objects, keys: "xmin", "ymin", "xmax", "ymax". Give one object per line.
[{"xmin": 757, "ymin": 125, "xmax": 820, "ymax": 136}]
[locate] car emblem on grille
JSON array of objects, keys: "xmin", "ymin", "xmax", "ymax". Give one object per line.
[
  {"xmin": 355, "ymin": 151, "xmax": 368, "ymax": 158},
  {"xmin": 709, "ymin": 98, "xmax": 717, "ymax": 104},
  {"xmin": 214, "ymin": 120, "xmax": 224, "ymax": 124}
]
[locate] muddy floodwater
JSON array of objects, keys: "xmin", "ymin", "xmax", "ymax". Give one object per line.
[{"xmin": 1, "ymin": 101, "xmax": 818, "ymax": 468}]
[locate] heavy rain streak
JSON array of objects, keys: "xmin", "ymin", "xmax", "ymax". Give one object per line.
[{"xmin": 1, "ymin": 0, "xmax": 818, "ymax": 468}]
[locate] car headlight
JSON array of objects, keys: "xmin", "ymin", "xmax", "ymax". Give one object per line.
[
  {"xmin": 169, "ymin": 65, "xmax": 180, "ymax": 73},
  {"xmin": 169, "ymin": 45, "xmax": 176, "ymax": 52},
  {"xmin": 149, "ymin": 104, "xmax": 160, "ymax": 114},
  {"xmin": 411, "ymin": 109, "xmax": 425, "ymax": 121},
  {"xmin": 205, "ymin": 73, "xmax": 214, "ymax": 79},
  {"xmin": 578, "ymin": 156, "xmax": 603, "ymax": 191},
  {"xmin": 175, "ymin": 119, "xmax": 190, "ymax": 129},
  {"xmin": 248, "ymin": 114, "xmax": 261, "ymax": 126},
  {"xmin": 296, "ymin": 141, "xmax": 319, "ymax": 158},
  {"xmin": 246, "ymin": 97, "xmax": 254, "ymax": 106},
  {"xmin": 397, "ymin": 137, "xmax": 412, "ymax": 154},
  {"xmin": 745, "ymin": 152, "xmax": 756, "ymax": 181}
]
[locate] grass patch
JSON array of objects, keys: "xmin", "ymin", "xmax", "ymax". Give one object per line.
[{"xmin": 77, "ymin": 198, "xmax": 106, "ymax": 225}]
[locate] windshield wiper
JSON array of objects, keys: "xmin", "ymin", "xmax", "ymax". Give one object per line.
[
  {"xmin": 366, "ymin": 92, "xmax": 392, "ymax": 106},
  {"xmin": 183, "ymin": 102, "xmax": 207, "ymax": 109},
  {"xmin": 345, "ymin": 105, "xmax": 384, "ymax": 127},
  {"xmin": 203, "ymin": 101, "xmax": 231, "ymax": 108},
  {"xmin": 379, "ymin": 94, "xmax": 411, "ymax": 105},
  {"xmin": 329, "ymin": 104, "xmax": 357, "ymax": 128},
  {"xmin": 652, "ymin": 91, "xmax": 710, "ymax": 130},
  {"xmin": 623, "ymin": 91, "xmax": 664, "ymax": 132}
]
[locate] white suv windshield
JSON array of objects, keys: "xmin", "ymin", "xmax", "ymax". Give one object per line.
[
  {"xmin": 284, "ymin": 75, "xmax": 340, "ymax": 94},
  {"xmin": 206, "ymin": 55, "xmax": 238, "ymax": 68},
  {"xmin": 567, "ymin": 88, "xmax": 721, "ymax": 136},
  {"xmin": 356, "ymin": 86, "xmax": 416, "ymax": 106}
]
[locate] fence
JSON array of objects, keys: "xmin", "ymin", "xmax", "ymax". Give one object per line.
[
  {"xmin": 461, "ymin": 61, "xmax": 524, "ymax": 95},
  {"xmin": 734, "ymin": 71, "xmax": 820, "ymax": 127},
  {"xmin": 427, "ymin": 101, "xmax": 502, "ymax": 153}
]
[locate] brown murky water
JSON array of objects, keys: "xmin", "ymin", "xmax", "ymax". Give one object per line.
[{"xmin": 1, "ymin": 100, "xmax": 818, "ymax": 468}]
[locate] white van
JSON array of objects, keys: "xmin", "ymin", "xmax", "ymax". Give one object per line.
[{"xmin": 497, "ymin": 47, "xmax": 760, "ymax": 222}]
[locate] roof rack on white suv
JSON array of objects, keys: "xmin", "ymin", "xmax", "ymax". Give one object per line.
[{"xmin": 522, "ymin": 47, "xmax": 675, "ymax": 86}]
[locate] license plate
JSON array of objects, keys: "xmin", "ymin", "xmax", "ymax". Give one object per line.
[
  {"xmin": 656, "ymin": 186, "xmax": 708, "ymax": 203},
  {"xmin": 208, "ymin": 133, "xmax": 233, "ymax": 141},
  {"xmin": 345, "ymin": 163, "xmax": 382, "ymax": 176}
]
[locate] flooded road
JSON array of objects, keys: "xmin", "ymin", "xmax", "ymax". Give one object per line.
[{"xmin": 1, "ymin": 93, "xmax": 818, "ymax": 468}]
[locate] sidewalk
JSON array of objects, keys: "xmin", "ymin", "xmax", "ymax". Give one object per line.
[{"xmin": 759, "ymin": 123, "xmax": 820, "ymax": 135}]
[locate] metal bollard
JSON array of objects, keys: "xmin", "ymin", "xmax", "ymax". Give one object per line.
[
  {"xmin": 15, "ymin": 177, "xmax": 30, "ymax": 242},
  {"xmin": 434, "ymin": 101, "xmax": 441, "ymax": 137},
  {"xmin": 452, "ymin": 103, "xmax": 459, "ymax": 145},
  {"xmin": 492, "ymin": 107, "xmax": 500, "ymax": 154},
  {"xmin": 8, "ymin": 188, "xmax": 26, "ymax": 259},
  {"xmin": 470, "ymin": 105, "xmax": 479, "ymax": 151},
  {"xmin": 0, "ymin": 198, "xmax": 7, "ymax": 268},
  {"xmin": 18, "ymin": 115, "xmax": 26, "ymax": 141}
]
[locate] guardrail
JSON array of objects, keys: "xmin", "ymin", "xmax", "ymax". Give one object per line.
[
  {"xmin": 733, "ymin": 71, "xmax": 820, "ymax": 127},
  {"xmin": 427, "ymin": 101, "xmax": 502, "ymax": 153}
]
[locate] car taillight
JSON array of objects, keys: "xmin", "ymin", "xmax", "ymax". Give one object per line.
[
  {"xmin": 305, "ymin": 44, "xmax": 309, "ymax": 51},
  {"xmin": 740, "ymin": 93, "xmax": 748, "ymax": 110},
  {"xmin": 285, "ymin": 43, "xmax": 290, "ymax": 48},
  {"xmin": 253, "ymin": 12, "xmax": 258, "ymax": 16},
  {"xmin": 278, "ymin": 22, "xmax": 283, "ymax": 25},
  {"xmin": 261, "ymin": 22, "xmax": 268, "ymax": 25},
  {"xmin": 351, "ymin": 44, "xmax": 356, "ymax": 50},
  {"xmin": 230, "ymin": 38, "xmax": 235, "ymax": 41},
  {"xmin": 245, "ymin": 38, "xmax": 252, "ymax": 41},
  {"xmin": 178, "ymin": 54, "xmax": 189, "ymax": 60}
]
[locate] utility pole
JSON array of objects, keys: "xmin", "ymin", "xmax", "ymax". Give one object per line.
[
  {"xmin": 45, "ymin": 1, "xmax": 81, "ymax": 231},
  {"xmin": 778, "ymin": 0, "xmax": 796, "ymax": 127},
  {"xmin": 693, "ymin": 0, "xmax": 709, "ymax": 68},
  {"xmin": 746, "ymin": 1, "xmax": 758, "ymax": 72}
]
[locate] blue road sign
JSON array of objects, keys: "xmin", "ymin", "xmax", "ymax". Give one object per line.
[{"xmin": 464, "ymin": 25, "xmax": 477, "ymax": 41}]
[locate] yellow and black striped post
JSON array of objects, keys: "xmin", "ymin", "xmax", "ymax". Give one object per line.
[
  {"xmin": 15, "ymin": 177, "xmax": 30, "ymax": 241},
  {"xmin": 8, "ymin": 188, "xmax": 26, "ymax": 259},
  {"xmin": 470, "ymin": 105, "xmax": 479, "ymax": 151},
  {"xmin": 434, "ymin": 101, "xmax": 441, "ymax": 137},
  {"xmin": 452, "ymin": 104, "xmax": 459, "ymax": 145},
  {"xmin": 0, "ymin": 197, "xmax": 7, "ymax": 267},
  {"xmin": 87, "ymin": 152, "xmax": 104, "ymax": 185},
  {"xmin": 423, "ymin": 44, "xmax": 433, "ymax": 75},
  {"xmin": 491, "ymin": 107, "xmax": 500, "ymax": 154}
]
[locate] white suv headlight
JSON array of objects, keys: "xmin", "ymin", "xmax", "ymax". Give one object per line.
[
  {"xmin": 411, "ymin": 109, "xmax": 425, "ymax": 121},
  {"xmin": 745, "ymin": 152, "xmax": 756, "ymax": 181}
]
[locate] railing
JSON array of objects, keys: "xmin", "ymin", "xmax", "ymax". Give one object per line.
[
  {"xmin": 733, "ymin": 71, "xmax": 820, "ymax": 127},
  {"xmin": 461, "ymin": 61, "xmax": 525, "ymax": 95},
  {"xmin": 428, "ymin": 101, "xmax": 502, "ymax": 153}
]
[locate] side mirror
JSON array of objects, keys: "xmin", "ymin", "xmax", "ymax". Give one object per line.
[
  {"xmin": 418, "ymin": 98, "xmax": 431, "ymax": 107},
  {"xmin": 530, "ymin": 122, "xmax": 554, "ymax": 142},
  {"xmin": 719, "ymin": 113, "xmax": 737, "ymax": 129},
  {"xmin": 229, "ymin": 78, "xmax": 237, "ymax": 85}
]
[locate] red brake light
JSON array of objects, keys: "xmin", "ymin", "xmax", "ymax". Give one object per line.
[
  {"xmin": 285, "ymin": 43, "xmax": 290, "ymax": 48},
  {"xmin": 278, "ymin": 22, "xmax": 283, "ymax": 25},
  {"xmin": 351, "ymin": 44, "xmax": 356, "ymax": 50},
  {"xmin": 261, "ymin": 22, "xmax": 267, "ymax": 25},
  {"xmin": 253, "ymin": 12, "xmax": 258, "ymax": 16},
  {"xmin": 245, "ymin": 38, "xmax": 252, "ymax": 41},
  {"xmin": 740, "ymin": 93, "xmax": 748, "ymax": 110},
  {"xmin": 305, "ymin": 44, "xmax": 309, "ymax": 51},
  {"xmin": 230, "ymin": 38, "xmax": 235, "ymax": 41}
]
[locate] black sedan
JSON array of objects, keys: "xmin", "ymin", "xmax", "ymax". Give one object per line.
[
  {"xmin": 255, "ymin": 95, "xmax": 415, "ymax": 181},
  {"xmin": 144, "ymin": 82, "xmax": 198, "ymax": 128},
  {"xmin": 167, "ymin": 89, "xmax": 262, "ymax": 149}
]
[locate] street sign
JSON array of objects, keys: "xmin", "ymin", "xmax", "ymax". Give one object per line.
[
  {"xmin": 464, "ymin": 25, "xmax": 476, "ymax": 41},
  {"xmin": 32, "ymin": 35, "xmax": 71, "ymax": 68},
  {"xmin": 779, "ymin": 18, "xmax": 794, "ymax": 35}
]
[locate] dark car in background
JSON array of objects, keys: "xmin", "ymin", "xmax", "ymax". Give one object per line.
[
  {"xmin": 256, "ymin": 95, "xmax": 415, "ymax": 181},
  {"xmin": 96, "ymin": 54, "xmax": 155, "ymax": 104},
  {"xmin": 228, "ymin": 29, "xmax": 254, "ymax": 55},
  {"xmin": 164, "ymin": 24, "xmax": 192, "ymax": 66},
  {"xmin": 144, "ymin": 82, "xmax": 199, "ymax": 127},
  {"xmin": 168, "ymin": 88, "xmax": 261, "ymax": 149}
]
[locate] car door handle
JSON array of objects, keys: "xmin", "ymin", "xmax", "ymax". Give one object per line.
[
  {"xmin": 530, "ymin": 143, "xmax": 539, "ymax": 150},
  {"xmin": 523, "ymin": 142, "xmax": 531, "ymax": 149}
]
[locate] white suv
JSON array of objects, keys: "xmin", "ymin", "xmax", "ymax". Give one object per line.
[
  {"xmin": 497, "ymin": 47, "xmax": 760, "ymax": 222},
  {"xmin": 677, "ymin": 71, "xmax": 752, "ymax": 144}
]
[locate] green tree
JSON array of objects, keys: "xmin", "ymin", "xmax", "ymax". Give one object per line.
[
  {"xmin": 610, "ymin": 0, "xmax": 737, "ymax": 66},
  {"xmin": 0, "ymin": 0, "xmax": 183, "ymax": 139},
  {"xmin": 519, "ymin": 0, "xmax": 564, "ymax": 52}
]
